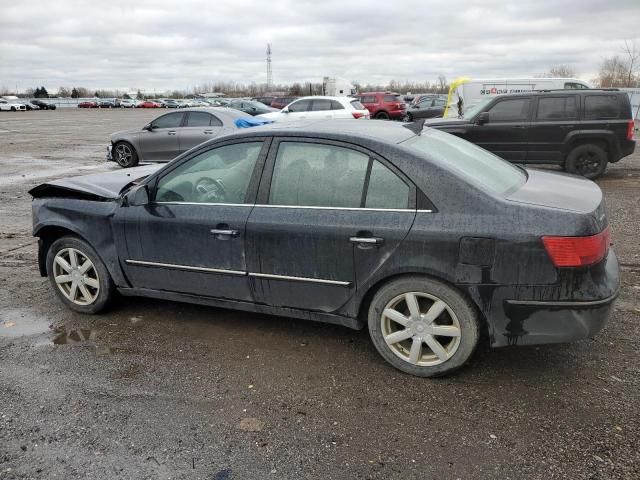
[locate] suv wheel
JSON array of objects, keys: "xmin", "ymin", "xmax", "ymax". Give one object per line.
[
  {"xmin": 368, "ymin": 276, "xmax": 480, "ymax": 377},
  {"xmin": 565, "ymin": 144, "xmax": 608, "ymax": 179},
  {"xmin": 46, "ymin": 236, "xmax": 116, "ymax": 314},
  {"xmin": 113, "ymin": 141, "xmax": 139, "ymax": 168},
  {"xmin": 375, "ymin": 111, "xmax": 390, "ymax": 120}
]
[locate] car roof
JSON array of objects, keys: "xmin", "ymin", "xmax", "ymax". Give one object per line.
[
  {"xmin": 222, "ymin": 119, "xmax": 416, "ymax": 144},
  {"xmin": 491, "ymin": 89, "xmax": 623, "ymax": 99}
]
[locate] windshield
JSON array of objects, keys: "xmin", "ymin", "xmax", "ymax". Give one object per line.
[
  {"xmin": 401, "ymin": 129, "xmax": 526, "ymax": 196},
  {"xmin": 461, "ymin": 98, "xmax": 493, "ymax": 119}
]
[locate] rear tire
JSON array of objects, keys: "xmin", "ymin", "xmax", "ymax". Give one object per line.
[
  {"xmin": 113, "ymin": 141, "xmax": 139, "ymax": 168},
  {"xmin": 565, "ymin": 144, "xmax": 608, "ymax": 179},
  {"xmin": 368, "ymin": 276, "xmax": 480, "ymax": 377},
  {"xmin": 46, "ymin": 236, "xmax": 115, "ymax": 314}
]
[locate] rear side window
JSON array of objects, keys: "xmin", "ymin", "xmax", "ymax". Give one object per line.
[
  {"xmin": 269, "ymin": 142, "xmax": 369, "ymax": 208},
  {"xmin": 350, "ymin": 100, "xmax": 365, "ymax": 110},
  {"xmin": 360, "ymin": 96, "xmax": 376, "ymax": 103},
  {"xmin": 365, "ymin": 161, "xmax": 409, "ymax": 209},
  {"xmin": 383, "ymin": 95, "xmax": 402, "ymax": 102},
  {"xmin": 487, "ymin": 99, "xmax": 531, "ymax": 122},
  {"xmin": 536, "ymin": 97, "xmax": 577, "ymax": 121},
  {"xmin": 585, "ymin": 95, "xmax": 619, "ymax": 119},
  {"xmin": 311, "ymin": 99, "xmax": 332, "ymax": 111},
  {"xmin": 186, "ymin": 112, "xmax": 213, "ymax": 127}
]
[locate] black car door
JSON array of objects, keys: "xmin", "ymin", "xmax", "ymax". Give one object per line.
[
  {"xmin": 245, "ymin": 138, "xmax": 416, "ymax": 313},
  {"xmin": 527, "ymin": 95, "xmax": 578, "ymax": 163},
  {"xmin": 469, "ymin": 97, "xmax": 532, "ymax": 162},
  {"xmin": 119, "ymin": 140, "xmax": 269, "ymax": 300}
]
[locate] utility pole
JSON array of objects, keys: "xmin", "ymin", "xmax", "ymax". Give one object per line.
[{"xmin": 266, "ymin": 43, "xmax": 272, "ymax": 92}]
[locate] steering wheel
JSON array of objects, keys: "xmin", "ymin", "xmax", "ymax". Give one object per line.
[{"xmin": 194, "ymin": 177, "xmax": 226, "ymax": 203}]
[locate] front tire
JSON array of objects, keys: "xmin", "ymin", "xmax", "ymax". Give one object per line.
[
  {"xmin": 564, "ymin": 144, "xmax": 608, "ymax": 179},
  {"xmin": 375, "ymin": 111, "xmax": 390, "ymax": 120},
  {"xmin": 46, "ymin": 236, "xmax": 115, "ymax": 314},
  {"xmin": 113, "ymin": 141, "xmax": 139, "ymax": 168},
  {"xmin": 368, "ymin": 276, "xmax": 480, "ymax": 377}
]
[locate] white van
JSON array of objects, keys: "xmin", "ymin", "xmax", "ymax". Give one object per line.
[{"xmin": 444, "ymin": 77, "xmax": 591, "ymax": 118}]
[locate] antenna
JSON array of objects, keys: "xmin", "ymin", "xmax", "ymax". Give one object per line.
[{"xmin": 266, "ymin": 43, "xmax": 272, "ymax": 91}]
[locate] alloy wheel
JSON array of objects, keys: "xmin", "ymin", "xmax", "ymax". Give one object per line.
[
  {"xmin": 575, "ymin": 150, "xmax": 600, "ymax": 175},
  {"xmin": 53, "ymin": 248, "xmax": 100, "ymax": 305},
  {"xmin": 115, "ymin": 144, "xmax": 133, "ymax": 166},
  {"xmin": 380, "ymin": 292, "xmax": 461, "ymax": 366}
]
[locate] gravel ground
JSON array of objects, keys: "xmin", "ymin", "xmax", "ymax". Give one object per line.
[{"xmin": 0, "ymin": 109, "xmax": 639, "ymax": 480}]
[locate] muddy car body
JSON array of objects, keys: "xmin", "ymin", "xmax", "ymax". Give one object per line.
[{"xmin": 31, "ymin": 120, "xmax": 619, "ymax": 377}]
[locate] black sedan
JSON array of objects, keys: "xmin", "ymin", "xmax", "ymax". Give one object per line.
[
  {"xmin": 407, "ymin": 95, "xmax": 447, "ymax": 120},
  {"xmin": 30, "ymin": 120, "xmax": 619, "ymax": 377},
  {"xmin": 30, "ymin": 99, "xmax": 56, "ymax": 110}
]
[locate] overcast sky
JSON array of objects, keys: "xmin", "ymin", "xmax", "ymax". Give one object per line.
[{"xmin": 1, "ymin": 0, "xmax": 638, "ymax": 93}]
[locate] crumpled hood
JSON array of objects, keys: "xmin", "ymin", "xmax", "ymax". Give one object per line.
[{"xmin": 29, "ymin": 165, "xmax": 163, "ymax": 200}]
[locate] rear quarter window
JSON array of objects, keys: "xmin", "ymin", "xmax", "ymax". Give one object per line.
[
  {"xmin": 350, "ymin": 100, "xmax": 366, "ymax": 110},
  {"xmin": 383, "ymin": 95, "xmax": 402, "ymax": 102},
  {"xmin": 584, "ymin": 95, "xmax": 620, "ymax": 120}
]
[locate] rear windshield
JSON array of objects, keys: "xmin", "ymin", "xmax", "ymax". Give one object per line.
[
  {"xmin": 350, "ymin": 100, "xmax": 365, "ymax": 110},
  {"xmin": 384, "ymin": 95, "xmax": 403, "ymax": 102},
  {"xmin": 401, "ymin": 129, "xmax": 526, "ymax": 196}
]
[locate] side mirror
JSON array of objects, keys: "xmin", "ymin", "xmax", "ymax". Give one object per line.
[
  {"xmin": 477, "ymin": 112, "xmax": 490, "ymax": 125},
  {"xmin": 282, "ymin": 108, "xmax": 289, "ymax": 114},
  {"xmin": 143, "ymin": 123, "xmax": 153, "ymax": 131},
  {"xmin": 125, "ymin": 185, "xmax": 149, "ymax": 207}
]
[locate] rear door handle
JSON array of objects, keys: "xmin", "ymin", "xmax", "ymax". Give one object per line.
[
  {"xmin": 204, "ymin": 130, "xmax": 214, "ymax": 134},
  {"xmin": 350, "ymin": 236, "xmax": 384, "ymax": 245},
  {"xmin": 168, "ymin": 130, "xmax": 177, "ymax": 135}
]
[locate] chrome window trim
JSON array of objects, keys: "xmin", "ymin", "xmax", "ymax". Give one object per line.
[
  {"xmin": 152, "ymin": 202, "xmax": 432, "ymax": 213},
  {"xmin": 125, "ymin": 259, "xmax": 245, "ymax": 276},
  {"xmin": 249, "ymin": 272, "xmax": 351, "ymax": 286}
]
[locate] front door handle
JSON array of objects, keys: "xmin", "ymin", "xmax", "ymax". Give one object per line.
[
  {"xmin": 168, "ymin": 130, "xmax": 177, "ymax": 135},
  {"xmin": 210, "ymin": 229, "xmax": 239, "ymax": 237},
  {"xmin": 204, "ymin": 130, "xmax": 214, "ymax": 134}
]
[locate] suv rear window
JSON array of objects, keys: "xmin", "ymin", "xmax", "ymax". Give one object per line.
[
  {"xmin": 585, "ymin": 95, "xmax": 619, "ymax": 120},
  {"xmin": 350, "ymin": 100, "xmax": 365, "ymax": 110},
  {"xmin": 383, "ymin": 95, "xmax": 403, "ymax": 102}
]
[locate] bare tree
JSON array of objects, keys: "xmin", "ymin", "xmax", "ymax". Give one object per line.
[
  {"xmin": 623, "ymin": 39, "xmax": 640, "ymax": 87},
  {"xmin": 544, "ymin": 65, "xmax": 577, "ymax": 78},
  {"xmin": 437, "ymin": 75, "xmax": 447, "ymax": 93}
]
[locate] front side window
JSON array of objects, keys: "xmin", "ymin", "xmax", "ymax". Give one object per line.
[
  {"xmin": 536, "ymin": 97, "xmax": 577, "ymax": 121},
  {"xmin": 151, "ymin": 112, "xmax": 184, "ymax": 129},
  {"xmin": 287, "ymin": 99, "xmax": 312, "ymax": 112},
  {"xmin": 487, "ymin": 98, "xmax": 531, "ymax": 122},
  {"xmin": 269, "ymin": 143, "xmax": 369, "ymax": 208},
  {"xmin": 155, "ymin": 142, "xmax": 263, "ymax": 204}
]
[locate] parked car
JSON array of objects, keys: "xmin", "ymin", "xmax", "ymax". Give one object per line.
[
  {"xmin": 355, "ymin": 92, "xmax": 406, "ymax": 120},
  {"xmin": 107, "ymin": 107, "xmax": 248, "ymax": 167},
  {"xmin": 30, "ymin": 99, "xmax": 56, "ymax": 110},
  {"xmin": 24, "ymin": 101, "xmax": 41, "ymax": 110},
  {"xmin": 257, "ymin": 96, "xmax": 369, "ymax": 122},
  {"xmin": 227, "ymin": 99, "xmax": 277, "ymax": 116},
  {"xmin": 30, "ymin": 119, "xmax": 619, "ymax": 377},
  {"xmin": 425, "ymin": 89, "xmax": 636, "ymax": 179},
  {"xmin": 164, "ymin": 99, "xmax": 182, "ymax": 108},
  {"xmin": 406, "ymin": 95, "xmax": 447, "ymax": 120},
  {"xmin": 137, "ymin": 100, "xmax": 162, "ymax": 108},
  {"xmin": 99, "ymin": 99, "xmax": 118, "ymax": 108},
  {"xmin": 0, "ymin": 99, "xmax": 27, "ymax": 111},
  {"xmin": 270, "ymin": 97, "xmax": 298, "ymax": 109},
  {"xmin": 78, "ymin": 100, "xmax": 99, "ymax": 108},
  {"xmin": 119, "ymin": 99, "xmax": 137, "ymax": 108},
  {"xmin": 252, "ymin": 96, "xmax": 276, "ymax": 106}
]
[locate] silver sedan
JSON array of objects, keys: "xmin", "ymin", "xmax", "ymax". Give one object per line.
[{"xmin": 107, "ymin": 107, "xmax": 248, "ymax": 167}]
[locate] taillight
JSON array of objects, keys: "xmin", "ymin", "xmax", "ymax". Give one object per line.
[
  {"xmin": 627, "ymin": 120, "xmax": 635, "ymax": 140},
  {"xmin": 542, "ymin": 226, "xmax": 610, "ymax": 267},
  {"xmin": 352, "ymin": 112, "xmax": 365, "ymax": 119}
]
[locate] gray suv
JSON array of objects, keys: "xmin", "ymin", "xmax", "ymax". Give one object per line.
[{"xmin": 107, "ymin": 107, "xmax": 247, "ymax": 167}]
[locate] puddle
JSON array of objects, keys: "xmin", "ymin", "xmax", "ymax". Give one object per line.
[
  {"xmin": 52, "ymin": 328, "xmax": 97, "ymax": 344},
  {"xmin": 0, "ymin": 309, "xmax": 53, "ymax": 338}
]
